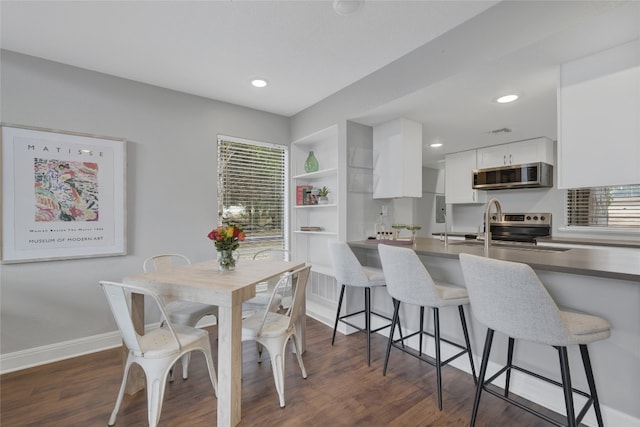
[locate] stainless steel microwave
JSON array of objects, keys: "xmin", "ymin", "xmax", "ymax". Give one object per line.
[{"xmin": 472, "ymin": 162, "xmax": 553, "ymax": 190}]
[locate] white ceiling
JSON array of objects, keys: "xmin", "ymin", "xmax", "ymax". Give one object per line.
[{"xmin": 2, "ymin": 1, "xmax": 639, "ymax": 167}]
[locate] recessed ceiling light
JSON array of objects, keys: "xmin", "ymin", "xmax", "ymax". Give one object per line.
[
  {"xmin": 430, "ymin": 143, "xmax": 443, "ymax": 148},
  {"xmin": 251, "ymin": 79, "xmax": 268, "ymax": 88},
  {"xmin": 495, "ymin": 94, "xmax": 519, "ymax": 103}
]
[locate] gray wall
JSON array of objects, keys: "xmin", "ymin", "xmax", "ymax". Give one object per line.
[{"xmin": 0, "ymin": 50, "xmax": 289, "ymax": 354}]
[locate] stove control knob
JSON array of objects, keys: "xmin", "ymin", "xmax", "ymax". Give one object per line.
[
  {"xmin": 526, "ymin": 215, "xmax": 532, "ymax": 220},
  {"xmin": 540, "ymin": 215, "xmax": 546, "ymax": 221},
  {"xmin": 533, "ymin": 216, "xmax": 539, "ymax": 221},
  {"xmin": 492, "ymin": 215, "xmax": 497, "ymax": 221}
]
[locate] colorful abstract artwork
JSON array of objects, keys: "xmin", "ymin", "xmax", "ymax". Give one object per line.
[{"xmin": 34, "ymin": 158, "xmax": 99, "ymax": 222}]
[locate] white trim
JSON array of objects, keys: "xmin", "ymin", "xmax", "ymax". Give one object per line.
[
  {"xmin": 0, "ymin": 319, "xmax": 217, "ymax": 374},
  {"xmin": 0, "ymin": 331, "xmax": 122, "ymax": 374}
]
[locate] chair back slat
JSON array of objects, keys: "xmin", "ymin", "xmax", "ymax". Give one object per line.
[
  {"xmin": 286, "ymin": 265, "xmax": 311, "ymax": 331},
  {"xmin": 99, "ymin": 281, "xmax": 182, "ymax": 353},
  {"xmin": 459, "ymin": 253, "xmax": 571, "ymax": 345},
  {"xmin": 252, "ymin": 249, "xmax": 290, "ymax": 261},
  {"xmin": 143, "ymin": 254, "xmax": 191, "ymax": 273}
]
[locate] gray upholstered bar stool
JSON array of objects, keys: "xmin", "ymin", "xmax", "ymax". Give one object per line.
[
  {"xmin": 378, "ymin": 244, "xmax": 476, "ymax": 411},
  {"xmin": 328, "ymin": 241, "xmax": 399, "ymax": 366},
  {"xmin": 459, "ymin": 253, "xmax": 610, "ymax": 427}
]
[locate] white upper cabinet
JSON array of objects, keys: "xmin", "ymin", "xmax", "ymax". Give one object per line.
[
  {"xmin": 477, "ymin": 137, "xmax": 555, "ymax": 169},
  {"xmin": 445, "ymin": 150, "xmax": 486, "ymax": 204},
  {"xmin": 558, "ymin": 39, "xmax": 640, "ymax": 189},
  {"xmin": 373, "ymin": 118, "xmax": 422, "ymax": 199}
]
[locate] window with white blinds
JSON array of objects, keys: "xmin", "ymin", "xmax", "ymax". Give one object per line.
[
  {"xmin": 566, "ymin": 185, "xmax": 640, "ymax": 228},
  {"xmin": 217, "ymin": 137, "xmax": 288, "ymax": 257}
]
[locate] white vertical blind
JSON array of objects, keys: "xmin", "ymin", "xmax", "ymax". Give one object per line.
[
  {"xmin": 566, "ymin": 185, "xmax": 640, "ymax": 228},
  {"xmin": 217, "ymin": 137, "xmax": 288, "ymax": 257}
]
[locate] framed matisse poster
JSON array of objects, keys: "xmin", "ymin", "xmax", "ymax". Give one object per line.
[{"xmin": 1, "ymin": 125, "xmax": 126, "ymax": 263}]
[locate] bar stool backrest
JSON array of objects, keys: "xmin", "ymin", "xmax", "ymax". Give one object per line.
[
  {"xmin": 329, "ymin": 241, "xmax": 374, "ymax": 288},
  {"xmin": 378, "ymin": 244, "xmax": 441, "ymax": 305},
  {"xmin": 459, "ymin": 253, "xmax": 572, "ymax": 346}
]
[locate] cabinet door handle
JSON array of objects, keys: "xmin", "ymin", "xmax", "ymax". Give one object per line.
[
  {"xmin": 503, "ymin": 155, "xmax": 507, "ymax": 165},
  {"xmin": 509, "ymin": 154, "xmax": 512, "ymax": 164}
]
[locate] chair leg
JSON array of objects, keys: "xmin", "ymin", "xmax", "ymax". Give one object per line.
[
  {"xmin": 270, "ymin": 351, "xmax": 286, "ymax": 408},
  {"xmin": 146, "ymin": 369, "xmax": 169, "ymax": 427},
  {"xmin": 292, "ymin": 333, "xmax": 308, "ymax": 378},
  {"xmin": 580, "ymin": 344, "xmax": 604, "ymax": 427},
  {"xmin": 558, "ymin": 346, "xmax": 577, "ymax": 427},
  {"xmin": 201, "ymin": 348, "xmax": 218, "ymax": 397},
  {"xmin": 109, "ymin": 355, "xmax": 133, "ymax": 426},
  {"xmin": 332, "ymin": 284, "xmax": 346, "ymax": 345},
  {"xmin": 383, "ymin": 298, "xmax": 401, "ymax": 376},
  {"xmin": 433, "ymin": 307, "xmax": 443, "ymax": 411},
  {"xmin": 471, "ymin": 328, "xmax": 494, "ymax": 427},
  {"xmin": 458, "ymin": 305, "xmax": 477, "ymax": 384},
  {"xmin": 181, "ymin": 352, "xmax": 191, "ymax": 380},
  {"xmin": 365, "ymin": 286, "xmax": 372, "ymax": 366},
  {"xmin": 504, "ymin": 337, "xmax": 515, "ymax": 397}
]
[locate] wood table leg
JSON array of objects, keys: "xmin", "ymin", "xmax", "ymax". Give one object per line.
[
  {"xmin": 124, "ymin": 292, "xmax": 146, "ymax": 395},
  {"xmin": 217, "ymin": 303, "xmax": 242, "ymax": 427}
]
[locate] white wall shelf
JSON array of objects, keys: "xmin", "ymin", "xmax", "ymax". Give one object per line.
[
  {"xmin": 293, "ymin": 231, "xmax": 338, "ymax": 236},
  {"xmin": 292, "ymin": 168, "xmax": 338, "ymax": 180},
  {"xmin": 294, "ymin": 204, "xmax": 337, "ymax": 209}
]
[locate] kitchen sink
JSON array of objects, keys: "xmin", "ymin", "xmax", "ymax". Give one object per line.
[{"xmin": 449, "ymin": 240, "xmax": 571, "ymax": 252}]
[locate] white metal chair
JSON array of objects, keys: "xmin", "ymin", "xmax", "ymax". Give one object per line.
[
  {"xmin": 328, "ymin": 241, "xmax": 399, "ymax": 366},
  {"xmin": 143, "ymin": 254, "xmax": 218, "ymax": 381},
  {"xmin": 99, "ymin": 281, "xmax": 217, "ymax": 427},
  {"xmin": 243, "ymin": 248, "xmax": 291, "ymax": 317},
  {"xmin": 378, "ymin": 244, "xmax": 476, "ymax": 411},
  {"xmin": 459, "ymin": 253, "xmax": 610, "ymax": 427},
  {"xmin": 241, "ymin": 264, "xmax": 311, "ymax": 407}
]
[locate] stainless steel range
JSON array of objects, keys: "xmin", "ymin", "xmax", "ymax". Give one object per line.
[{"xmin": 485, "ymin": 212, "xmax": 552, "ymax": 243}]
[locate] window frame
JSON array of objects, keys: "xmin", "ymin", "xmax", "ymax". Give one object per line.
[
  {"xmin": 217, "ymin": 135, "xmax": 289, "ymax": 258},
  {"xmin": 565, "ymin": 184, "xmax": 640, "ymax": 231}
]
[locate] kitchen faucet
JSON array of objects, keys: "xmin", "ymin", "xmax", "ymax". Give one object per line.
[{"xmin": 484, "ymin": 198, "xmax": 502, "ymax": 256}]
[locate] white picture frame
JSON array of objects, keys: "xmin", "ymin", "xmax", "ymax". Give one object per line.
[{"xmin": 1, "ymin": 124, "xmax": 127, "ymax": 263}]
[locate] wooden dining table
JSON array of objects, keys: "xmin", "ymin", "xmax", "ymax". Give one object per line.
[{"xmin": 123, "ymin": 258, "xmax": 305, "ymax": 427}]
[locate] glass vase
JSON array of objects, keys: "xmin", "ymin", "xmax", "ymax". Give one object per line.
[
  {"xmin": 304, "ymin": 151, "xmax": 319, "ymax": 173},
  {"xmin": 218, "ymin": 249, "xmax": 237, "ymax": 271}
]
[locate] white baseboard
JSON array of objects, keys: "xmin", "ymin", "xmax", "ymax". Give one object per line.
[
  {"xmin": 0, "ymin": 331, "xmax": 123, "ymax": 374},
  {"xmin": 0, "ymin": 318, "xmax": 217, "ymax": 375}
]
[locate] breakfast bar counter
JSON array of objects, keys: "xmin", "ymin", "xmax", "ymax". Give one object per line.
[
  {"xmin": 349, "ymin": 238, "xmax": 640, "ymax": 282},
  {"xmin": 347, "ymin": 238, "xmax": 640, "ymax": 425}
]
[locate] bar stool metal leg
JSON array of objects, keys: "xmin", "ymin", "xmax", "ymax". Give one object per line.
[
  {"xmin": 365, "ymin": 287, "xmax": 371, "ymax": 365},
  {"xmin": 558, "ymin": 346, "xmax": 577, "ymax": 427},
  {"xmin": 383, "ymin": 298, "xmax": 401, "ymax": 376},
  {"xmin": 580, "ymin": 344, "xmax": 604, "ymax": 427},
  {"xmin": 331, "ymin": 284, "xmax": 346, "ymax": 346},
  {"xmin": 471, "ymin": 328, "xmax": 494, "ymax": 427},
  {"xmin": 433, "ymin": 307, "xmax": 443, "ymax": 410},
  {"xmin": 504, "ymin": 337, "xmax": 515, "ymax": 397},
  {"xmin": 458, "ymin": 305, "xmax": 477, "ymax": 384}
]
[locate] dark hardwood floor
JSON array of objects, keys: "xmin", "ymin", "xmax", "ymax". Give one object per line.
[{"xmin": 1, "ymin": 318, "xmax": 563, "ymax": 426}]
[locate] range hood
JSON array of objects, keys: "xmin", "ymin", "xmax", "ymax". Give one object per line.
[{"xmin": 472, "ymin": 162, "xmax": 553, "ymax": 190}]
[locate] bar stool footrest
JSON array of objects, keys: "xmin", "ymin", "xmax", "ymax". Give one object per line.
[{"xmin": 483, "ymin": 363, "xmax": 594, "ymax": 427}]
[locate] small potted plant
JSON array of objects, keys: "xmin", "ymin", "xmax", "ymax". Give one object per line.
[{"xmin": 317, "ymin": 186, "xmax": 330, "ymax": 204}]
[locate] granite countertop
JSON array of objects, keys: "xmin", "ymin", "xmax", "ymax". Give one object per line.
[{"xmin": 350, "ymin": 238, "xmax": 640, "ymax": 282}]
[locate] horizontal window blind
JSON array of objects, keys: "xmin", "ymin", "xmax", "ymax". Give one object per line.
[
  {"xmin": 217, "ymin": 138, "xmax": 287, "ymax": 257},
  {"xmin": 566, "ymin": 185, "xmax": 640, "ymax": 228}
]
